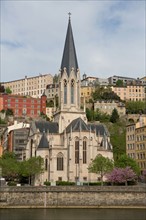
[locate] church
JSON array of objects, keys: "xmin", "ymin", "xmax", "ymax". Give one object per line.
[{"xmin": 26, "ymin": 15, "xmax": 113, "ymax": 185}]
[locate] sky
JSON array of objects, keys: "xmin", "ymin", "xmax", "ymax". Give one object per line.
[{"xmin": 0, "ymin": 0, "xmax": 145, "ymax": 82}]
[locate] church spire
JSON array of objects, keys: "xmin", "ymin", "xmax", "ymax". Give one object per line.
[{"xmin": 60, "ymin": 14, "xmax": 78, "ymax": 76}]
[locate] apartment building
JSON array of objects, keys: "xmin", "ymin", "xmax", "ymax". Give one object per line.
[
  {"xmin": 0, "ymin": 93, "xmax": 47, "ymax": 118},
  {"xmin": 112, "ymin": 85, "xmax": 146, "ymax": 101},
  {"xmin": 94, "ymin": 100, "xmax": 126, "ymax": 116},
  {"xmin": 108, "ymin": 75, "xmax": 136, "ymax": 85},
  {"xmin": 126, "ymin": 116, "xmax": 146, "ymax": 173},
  {"xmin": 80, "ymin": 86, "xmax": 95, "ymax": 105},
  {"xmin": 2, "ymin": 73, "xmax": 53, "ymax": 98}
]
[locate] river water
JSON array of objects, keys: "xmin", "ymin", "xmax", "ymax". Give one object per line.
[{"xmin": 0, "ymin": 208, "xmax": 146, "ymax": 220}]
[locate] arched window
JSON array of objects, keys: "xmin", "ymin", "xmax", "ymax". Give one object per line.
[
  {"xmin": 45, "ymin": 158, "xmax": 48, "ymax": 171},
  {"xmin": 57, "ymin": 153, "xmax": 64, "ymax": 171},
  {"xmin": 71, "ymin": 79, "xmax": 74, "ymax": 104},
  {"xmin": 83, "ymin": 139, "xmax": 87, "ymax": 164},
  {"xmin": 75, "ymin": 139, "xmax": 79, "ymax": 164},
  {"xmin": 64, "ymin": 79, "xmax": 67, "ymax": 104}
]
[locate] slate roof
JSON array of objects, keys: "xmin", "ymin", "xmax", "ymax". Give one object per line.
[
  {"xmin": 38, "ymin": 131, "xmax": 49, "ymax": 149},
  {"xmin": 60, "ymin": 17, "xmax": 78, "ymax": 76},
  {"xmin": 88, "ymin": 123, "xmax": 109, "ymax": 136},
  {"xmin": 35, "ymin": 121, "xmax": 59, "ymax": 133},
  {"xmin": 66, "ymin": 117, "xmax": 89, "ymax": 133}
]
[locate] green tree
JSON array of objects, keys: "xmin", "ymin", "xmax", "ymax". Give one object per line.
[
  {"xmin": 53, "ymin": 74, "xmax": 59, "ymax": 83},
  {"xmin": 6, "ymin": 108, "xmax": 14, "ymax": 116},
  {"xmin": 126, "ymin": 101, "xmax": 146, "ymax": 114},
  {"xmin": 5, "ymin": 87, "xmax": 12, "ymax": 94},
  {"xmin": 0, "ymin": 152, "xmax": 20, "ymax": 182},
  {"xmin": 115, "ymin": 154, "xmax": 140, "ymax": 175},
  {"xmin": 20, "ymin": 156, "xmax": 44, "ymax": 185},
  {"xmin": 88, "ymin": 154, "xmax": 114, "ymax": 185},
  {"xmin": 110, "ymin": 108, "xmax": 119, "ymax": 123},
  {"xmin": 116, "ymin": 80, "xmax": 124, "ymax": 87}
]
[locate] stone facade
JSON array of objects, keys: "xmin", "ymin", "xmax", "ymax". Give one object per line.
[{"xmin": 0, "ymin": 186, "xmax": 145, "ymax": 208}]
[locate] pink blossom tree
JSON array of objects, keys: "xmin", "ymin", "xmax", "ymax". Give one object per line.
[{"xmin": 106, "ymin": 167, "xmax": 137, "ymax": 185}]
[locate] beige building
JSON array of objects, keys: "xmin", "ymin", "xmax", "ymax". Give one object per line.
[
  {"xmin": 25, "ymin": 17, "xmax": 113, "ymax": 185},
  {"xmin": 2, "ymin": 73, "xmax": 53, "ymax": 98},
  {"xmin": 94, "ymin": 100, "xmax": 126, "ymax": 116},
  {"xmin": 126, "ymin": 116, "xmax": 146, "ymax": 173},
  {"xmin": 112, "ymin": 85, "xmax": 146, "ymax": 101}
]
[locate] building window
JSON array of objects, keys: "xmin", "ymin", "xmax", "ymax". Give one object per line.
[
  {"xmin": 75, "ymin": 140, "xmax": 79, "ymax": 164},
  {"xmin": 64, "ymin": 79, "xmax": 67, "ymax": 104},
  {"xmin": 83, "ymin": 140, "xmax": 87, "ymax": 164},
  {"xmin": 45, "ymin": 158, "xmax": 48, "ymax": 171},
  {"xmin": 71, "ymin": 79, "xmax": 74, "ymax": 104},
  {"xmin": 57, "ymin": 153, "xmax": 64, "ymax": 171}
]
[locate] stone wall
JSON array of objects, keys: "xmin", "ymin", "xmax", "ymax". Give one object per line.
[{"xmin": 0, "ymin": 186, "xmax": 146, "ymax": 208}]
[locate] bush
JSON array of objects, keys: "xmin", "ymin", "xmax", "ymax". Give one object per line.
[
  {"xmin": 56, "ymin": 181, "xmax": 75, "ymax": 186},
  {"xmin": 44, "ymin": 181, "xmax": 51, "ymax": 186},
  {"xmin": 7, "ymin": 181, "xmax": 17, "ymax": 186}
]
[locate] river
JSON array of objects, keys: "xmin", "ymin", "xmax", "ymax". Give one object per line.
[{"xmin": 0, "ymin": 208, "xmax": 145, "ymax": 220}]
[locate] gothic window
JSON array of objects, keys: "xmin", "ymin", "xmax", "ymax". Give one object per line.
[
  {"xmin": 57, "ymin": 153, "xmax": 64, "ymax": 171},
  {"xmin": 71, "ymin": 79, "xmax": 74, "ymax": 104},
  {"xmin": 75, "ymin": 140, "xmax": 79, "ymax": 164},
  {"xmin": 64, "ymin": 79, "xmax": 67, "ymax": 104},
  {"xmin": 83, "ymin": 139, "xmax": 87, "ymax": 164},
  {"xmin": 45, "ymin": 158, "xmax": 48, "ymax": 171}
]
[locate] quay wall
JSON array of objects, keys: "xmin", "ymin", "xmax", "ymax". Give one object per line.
[{"xmin": 0, "ymin": 186, "xmax": 146, "ymax": 208}]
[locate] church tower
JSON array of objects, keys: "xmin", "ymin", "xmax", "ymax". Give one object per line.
[{"xmin": 54, "ymin": 14, "xmax": 87, "ymax": 133}]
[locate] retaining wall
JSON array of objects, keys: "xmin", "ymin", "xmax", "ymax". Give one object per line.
[{"xmin": 0, "ymin": 186, "xmax": 146, "ymax": 208}]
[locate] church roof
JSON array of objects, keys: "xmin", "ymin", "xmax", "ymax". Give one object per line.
[
  {"xmin": 88, "ymin": 123, "xmax": 109, "ymax": 136},
  {"xmin": 66, "ymin": 117, "xmax": 89, "ymax": 133},
  {"xmin": 35, "ymin": 121, "xmax": 59, "ymax": 133},
  {"xmin": 60, "ymin": 17, "xmax": 78, "ymax": 77},
  {"xmin": 38, "ymin": 131, "xmax": 49, "ymax": 149}
]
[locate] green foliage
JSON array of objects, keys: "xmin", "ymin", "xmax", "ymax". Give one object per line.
[
  {"xmin": 110, "ymin": 108, "xmax": 119, "ymax": 123},
  {"xmin": 92, "ymin": 86, "xmax": 120, "ymax": 101},
  {"xmin": 44, "ymin": 181, "xmax": 51, "ymax": 186},
  {"xmin": 126, "ymin": 101, "xmax": 146, "ymax": 114},
  {"xmin": 115, "ymin": 154, "xmax": 140, "ymax": 175},
  {"xmin": 56, "ymin": 181, "xmax": 75, "ymax": 186},
  {"xmin": 116, "ymin": 80, "xmax": 124, "ymax": 87},
  {"xmin": 88, "ymin": 154, "xmax": 114, "ymax": 185},
  {"xmin": 0, "ymin": 153, "xmax": 44, "ymax": 185},
  {"xmin": 53, "ymin": 74, "xmax": 59, "ymax": 83},
  {"xmin": 86, "ymin": 108, "xmax": 110, "ymax": 122},
  {"xmin": 6, "ymin": 108, "xmax": 14, "ymax": 116},
  {"xmin": 5, "ymin": 87, "xmax": 12, "ymax": 94},
  {"xmin": 0, "ymin": 152, "xmax": 20, "ymax": 181},
  {"xmin": 46, "ymin": 100, "xmax": 54, "ymax": 107},
  {"xmin": 105, "ymin": 121, "xmax": 126, "ymax": 161},
  {"xmin": 20, "ymin": 156, "xmax": 44, "ymax": 178}
]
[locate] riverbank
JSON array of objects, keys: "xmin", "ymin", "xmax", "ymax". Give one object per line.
[{"xmin": 0, "ymin": 186, "xmax": 146, "ymax": 208}]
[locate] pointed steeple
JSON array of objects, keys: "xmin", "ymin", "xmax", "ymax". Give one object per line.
[{"xmin": 61, "ymin": 14, "xmax": 78, "ymax": 76}]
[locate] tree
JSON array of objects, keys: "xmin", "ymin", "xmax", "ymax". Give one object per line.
[
  {"xmin": 53, "ymin": 74, "xmax": 59, "ymax": 83},
  {"xmin": 116, "ymin": 80, "xmax": 124, "ymax": 87},
  {"xmin": 6, "ymin": 108, "xmax": 14, "ymax": 116},
  {"xmin": 5, "ymin": 87, "xmax": 12, "ymax": 94},
  {"xmin": 110, "ymin": 108, "xmax": 119, "ymax": 123},
  {"xmin": 106, "ymin": 167, "xmax": 137, "ymax": 185},
  {"xmin": 115, "ymin": 154, "xmax": 140, "ymax": 175},
  {"xmin": 0, "ymin": 152, "xmax": 20, "ymax": 182},
  {"xmin": 126, "ymin": 101, "xmax": 146, "ymax": 114},
  {"xmin": 20, "ymin": 156, "xmax": 44, "ymax": 185},
  {"xmin": 88, "ymin": 154, "xmax": 114, "ymax": 185}
]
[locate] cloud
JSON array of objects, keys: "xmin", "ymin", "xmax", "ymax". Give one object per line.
[{"xmin": 1, "ymin": 0, "xmax": 145, "ymax": 82}]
